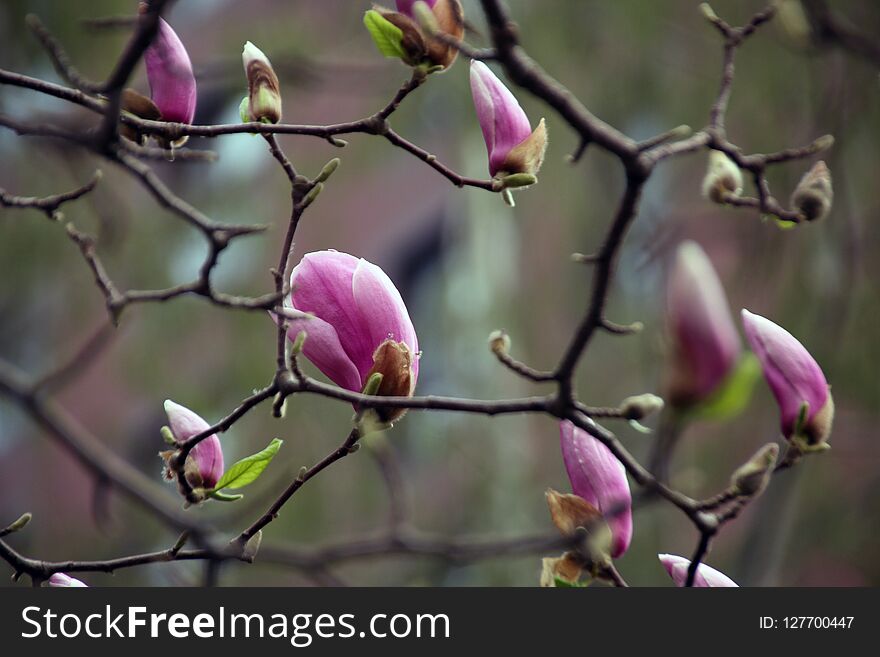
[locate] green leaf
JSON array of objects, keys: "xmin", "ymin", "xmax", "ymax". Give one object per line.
[
  {"xmin": 364, "ymin": 10, "xmax": 407, "ymax": 60},
  {"xmin": 775, "ymin": 218, "xmax": 797, "ymax": 230},
  {"xmin": 553, "ymin": 576, "xmax": 591, "ymax": 588},
  {"xmin": 687, "ymin": 353, "xmax": 761, "ymax": 422},
  {"xmin": 212, "ymin": 438, "xmax": 283, "ymax": 492},
  {"xmin": 209, "ymin": 491, "xmax": 244, "ymax": 502}
]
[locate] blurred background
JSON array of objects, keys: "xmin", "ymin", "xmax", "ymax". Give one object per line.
[{"xmin": 1, "ymin": 0, "xmax": 878, "ymax": 586}]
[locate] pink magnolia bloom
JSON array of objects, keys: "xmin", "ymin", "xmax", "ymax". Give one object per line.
[
  {"xmin": 164, "ymin": 400, "xmax": 224, "ymax": 489},
  {"xmin": 145, "ymin": 17, "xmax": 197, "ymax": 124},
  {"xmin": 666, "ymin": 241, "xmax": 741, "ymax": 406},
  {"xmin": 659, "ymin": 554, "xmax": 738, "ymax": 587},
  {"xmin": 396, "ymin": 0, "xmax": 437, "ymax": 15},
  {"xmin": 48, "ymin": 573, "xmax": 88, "ymax": 588},
  {"xmin": 560, "ymin": 421, "xmax": 632, "ymax": 558},
  {"xmin": 284, "ymin": 251, "xmax": 419, "ymax": 421},
  {"xmin": 469, "ymin": 60, "xmax": 547, "ymax": 178},
  {"xmin": 741, "ymin": 310, "xmax": 833, "ymax": 445}
]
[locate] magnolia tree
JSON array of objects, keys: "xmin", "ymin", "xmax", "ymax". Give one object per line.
[{"xmin": 0, "ymin": 0, "xmax": 856, "ymax": 588}]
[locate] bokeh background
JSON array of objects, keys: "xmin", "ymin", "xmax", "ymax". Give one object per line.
[{"xmin": 1, "ymin": 0, "xmax": 878, "ymax": 586}]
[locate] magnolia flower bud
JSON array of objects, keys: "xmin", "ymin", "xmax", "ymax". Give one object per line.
[
  {"xmin": 162, "ymin": 400, "xmax": 225, "ymax": 501},
  {"xmin": 730, "ymin": 443, "xmax": 779, "ymax": 497},
  {"xmin": 790, "ymin": 160, "xmax": 833, "ymax": 222},
  {"xmin": 741, "ymin": 310, "xmax": 833, "ymax": 449},
  {"xmin": 47, "ymin": 573, "xmax": 88, "ymax": 588},
  {"xmin": 365, "ymin": 0, "xmax": 465, "ymax": 70},
  {"xmin": 560, "ymin": 421, "xmax": 632, "ymax": 558},
  {"xmin": 666, "ymin": 241, "xmax": 741, "ymax": 407},
  {"xmin": 658, "ymin": 554, "xmax": 738, "ymax": 587},
  {"xmin": 619, "ymin": 393, "xmax": 665, "ymax": 421},
  {"xmin": 282, "ymin": 251, "xmax": 419, "ymax": 425},
  {"xmin": 701, "ymin": 150, "xmax": 743, "ymax": 203},
  {"xmin": 143, "ymin": 12, "xmax": 197, "ymax": 142},
  {"xmin": 242, "ymin": 41, "xmax": 282, "ymax": 124},
  {"xmin": 470, "ymin": 60, "xmax": 547, "ymax": 179}
]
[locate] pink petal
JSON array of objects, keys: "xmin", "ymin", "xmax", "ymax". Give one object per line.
[
  {"xmin": 285, "ymin": 314, "xmax": 363, "ymax": 393},
  {"xmin": 667, "ymin": 242, "xmax": 740, "ymax": 402},
  {"xmin": 658, "ymin": 554, "xmax": 738, "ymax": 587},
  {"xmin": 351, "ymin": 258, "xmax": 419, "ymax": 381},
  {"xmin": 290, "ymin": 252, "xmax": 375, "ymax": 380},
  {"xmin": 145, "ymin": 18, "xmax": 197, "ymax": 123},
  {"xmin": 741, "ymin": 310, "xmax": 828, "ymax": 437},
  {"xmin": 469, "ymin": 60, "xmax": 533, "ymax": 176},
  {"xmin": 560, "ymin": 421, "xmax": 632, "ymax": 558},
  {"xmin": 48, "ymin": 573, "xmax": 88, "ymax": 587}
]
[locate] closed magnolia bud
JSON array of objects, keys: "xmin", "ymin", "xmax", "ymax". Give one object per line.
[
  {"xmin": 666, "ymin": 241, "xmax": 741, "ymax": 407},
  {"xmin": 282, "ymin": 251, "xmax": 419, "ymax": 426},
  {"xmin": 560, "ymin": 421, "xmax": 632, "ymax": 558},
  {"xmin": 730, "ymin": 443, "xmax": 779, "ymax": 497},
  {"xmin": 142, "ymin": 7, "xmax": 196, "ymax": 146},
  {"xmin": 488, "ymin": 330, "xmax": 511, "ymax": 356},
  {"xmin": 701, "ymin": 150, "xmax": 743, "ymax": 203},
  {"xmin": 741, "ymin": 310, "xmax": 833, "ymax": 449},
  {"xmin": 790, "ymin": 160, "xmax": 833, "ymax": 222},
  {"xmin": 619, "ymin": 393, "xmax": 665, "ymax": 421},
  {"xmin": 47, "ymin": 573, "xmax": 88, "ymax": 588},
  {"xmin": 242, "ymin": 41, "xmax": 282, "ymax": 124},
  {"xmin": 162, "ymin": 400, "xmax": 225, "ymax": 501},
  {"xmin": 658, "ymin": 554, "xmax": 738, "ymax": 587},
  {"xmin": 470, "ymin": 60, "xmax": 547, "ymax": 179}
]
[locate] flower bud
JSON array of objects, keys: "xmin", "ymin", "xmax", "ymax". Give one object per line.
[
  {"xmin": 281, "ymin": 251, "xmax": 419, "ymax": 426},
  {"xmin": 730, "ymin": 442, "xmax": 779, "ymax": 497},
  {"xmin": 470, "ymin": 60, "xmax": 547, "ymax": 179},
  {"xmin": 741, "ymin": 310, "xmax": 833, "ymax": 448},
  {"xmin": 162, "ymin": 400, "xmax": 225, "ymax": 501},
  {"xmin": 143, "ymin": 12, "xmax": 197, "ymax": 141},
  {"xmin": 790, "ymin": 160, "xmax": 833, "ymax": 222},
  {"xmin": 242, "ymin": 41, "xmax": 282, "ymax": 124},
  {"xmin": 47, "ymin": 573, "xmax": 88, "ymax": 588},
  {"xmin": 701, "ymin": 150, "xmax": 743, "ymax": 203},
  {"xmin": 619, "ymin": 393, "xmax": 665, "ymax": 421},
  {"xmin": 658, "ymin": 554, "xmax": 738, "ymax": 587},
  {"xmin": 488, "ymin": 329, "xmax": 510, "ymax": 356},
  {"xmin": 666, "ymin": 241, "xmax": 741, "ymax": 407},
  {"xmin": 560, "ymin": 421, "xmax": 632, "ymax": 558},
  {"xmin": 365, "ymin": 0, "xmax": 465, "ymax": 70}
]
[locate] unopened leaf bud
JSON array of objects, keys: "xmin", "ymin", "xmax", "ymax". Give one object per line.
[
  {"xmin": 488, "ymin": 330, "xmax": 511, "ymax": 356},
  {"xmin": 242, "ymin": 530, "xmax": 263, "ymax": 562},
  {"xmin": 702, "ymin": 151, "xmax": 743, "ymax": 203},
  {"xmin": 790, "ymin": 160, "xmax": 833, "ymax": 222},
  {"xmin": 730, "ymin": 442, "xmax": 779, "ymax": 497},
  {"xmin": 619, "ymin": 393, "xmax": 665, "ymax": 421}
]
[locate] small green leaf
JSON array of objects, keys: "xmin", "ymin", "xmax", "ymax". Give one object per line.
[
  {"xmin": 239, "ymin": 95, "xmax": 250, "ymax": 123},
  {"xmin": 775, "ymin": 218, "xmax": 797, "ymax": 230},
  {"xmin": 553, "ymin": 576, "xmax": 590, "ymax": 588},
  {"xmin": 687, "ymin": 353, "xmax": 761, "ymax": 421},
  {"xmin": 364, "ymin": 10, "xmax": 407, "ymax": 60},
  {"xmin": 209, "ymin": 491, "xmax": 244, "ymax": 502},
  {"xmin": 212, "ymin": 438, "xmax": 283, "ymax": 492}
]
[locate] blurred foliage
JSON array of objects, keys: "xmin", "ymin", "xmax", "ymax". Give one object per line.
[{"xmin": 1, "ymin": 0, "xmax": 879, "ymax": 586}]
